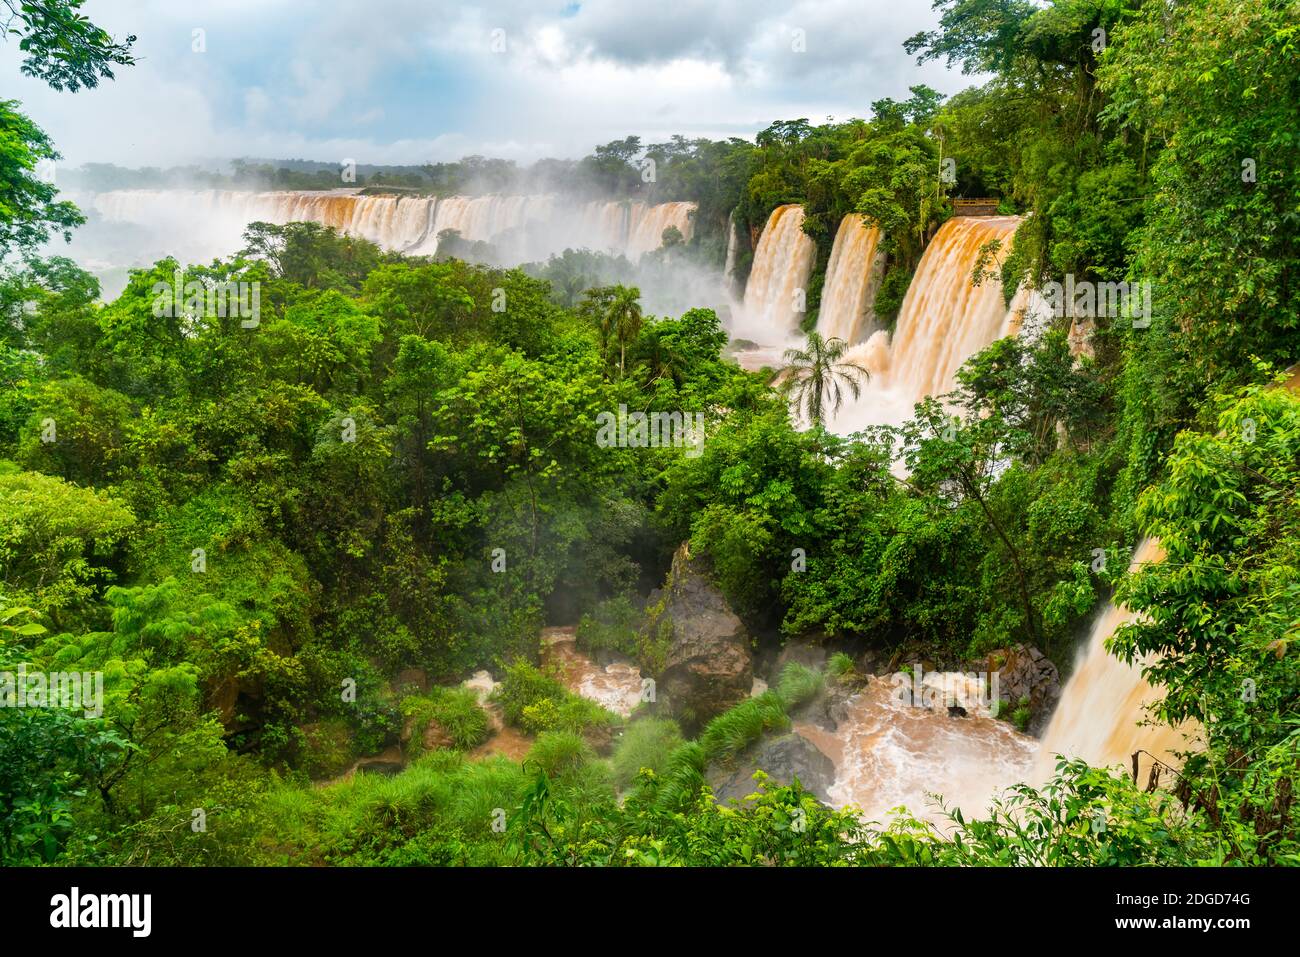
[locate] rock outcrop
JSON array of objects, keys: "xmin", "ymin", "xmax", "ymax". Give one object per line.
[
  {"xmin": 708, "ymin": 733, "xmax": 836, "ymax": 805},
  {"xmin": 650, "ymin": 543, "xmax": 753, "ymax": 732},
  {"xmin": 986, "ymin": 643, "xmax": 1062, "ymax": 735}
]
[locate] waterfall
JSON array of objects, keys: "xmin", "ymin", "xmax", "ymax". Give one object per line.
[
  {"xmin": 827, "ymin": 215, "xmax": 1037, "ymax": 432},
  {"xmin": 722, "ymin": 209, "xmax": 740, "ymax": 291},
  {"xmin": 817, "ymin": 214, "xmax": 883, "ymax": 345},
  {"xmin": 1032, "ymin": 539, "xmax": 1197, "ymax": 783},
  {"xmin": 90, "ymin": 188, "xmax": 695, "ymax": 263},
  {"xmin": 625, "ymin": 201, "xmax": 695, "ymax": 257},
  {"xmin": 740, "ymin": 204, "xmax": 817, "ymax": 339},
  {"xmin": 884, "ymin": 216, "xmax": 1023, "ymax": 400}
]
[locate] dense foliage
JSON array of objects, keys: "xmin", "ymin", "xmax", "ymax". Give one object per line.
[{"xmin": 2, "ymin": 0, "xmax": 1298, "ymax": 867}]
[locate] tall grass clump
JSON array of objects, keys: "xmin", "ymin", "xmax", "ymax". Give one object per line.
[
  {"xmin": 827, "ymin": 652, "xmax": 855, "ymax": 679},
  {"xmin": 611, "ymin": 717, "xmax": 684, "ymax": 790},
  {"xmin": 774, "ymin": 662, "xmax": 824, "ymax": 711},
  {"xmin": 698, "ymin": 692, "xmax": 789, "ymax": 764},
  {"xmin": 526, "ymin": 730, "xmax": 595, "ymax": 779},
  {"xmin": 446, "ymin": 756, "xmax": 530, "ymax": 839},
  {"xmin": 631, "ymin": 740, "xmax": 708, "ymax": 812}
]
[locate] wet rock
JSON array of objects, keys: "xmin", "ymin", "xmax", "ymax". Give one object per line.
[
  {"xmin": 789, "ymin": 678, "xmax": 855, "ymax": 732},
  {"xmin": 855, "ymin": 647, "xmax": 889, "ymax": 676},
  {"xmin": 985, "ymin": 643, "xmax": 1061, "ymax": 736},
  {"xmin": 948, "ymin": 705, "xmax": 968, "ymax": 718},
  {"xmin": 207, "ymin": 674, "xmax": 263, "ymax": 732},
  {"xmin": 708, "ymin": 733, "xmax": 836, "ymax": 805},
  {"xmin": 1068, "ymin": 316, "xmax": 1096, "ymax": 359},
  {"xmin": 652, "ymin": 543, "xmax": 753, "ymax": 732}
]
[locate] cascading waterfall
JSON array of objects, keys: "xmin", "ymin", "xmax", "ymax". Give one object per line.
[
  {"xmin": 89, "ymin": 188, "xmax": 695, "ymax": 262},
  {"xmin": 784, "ymin": 214, "xmax": 1203, "ymax": 821},
  {"xmin": 879, "ymin": 215, "xmax": 1024, "ymax": 400},
  {"xmin": 405, "ymin": 194, "xmax": 561, "ymax": 254},
  {"xmin": 1030, "ymin": 539, "xmax": 1194, "ymax": 784},
  {"xmin": 722, "ymin": 209, "xmax": 740, "ymax": 291},
  {"xmin": 817, "ymin": 213, "xmax": 883, "ymax": 345},
  {"xmin": 625, "ymin": 201, "xmax": 695, "ymax": 258},
  {"xmin": 761, "ymin": 225, "xmax": 1289, "ymax": 822},
  {"xmin": 828, "ymin": 215, "xmax": 1038, "ymax": 432},
  {"xmin": 740, "ymin": 204, "xmax": 817, "ymax": 339}
]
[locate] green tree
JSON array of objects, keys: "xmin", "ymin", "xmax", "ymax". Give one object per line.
[
  {"xmin": 2, "ymin": 0, "xmax": 135, "ymax": 91},
  {"xmin": 0, "ymin": 1, "xmax": 136, "ymax": 254},
  {"xmin": 901, "ymin": 397, "xmax": 1041, "ymax": 645},
  {"xmin": 0, "ymin": 469, "xmax": 135, "ymax": 626}
]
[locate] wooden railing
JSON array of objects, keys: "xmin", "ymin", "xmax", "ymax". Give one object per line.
[{"xmin": 953, "ymin": 198, "xmax": 1001, "ymax": 217}]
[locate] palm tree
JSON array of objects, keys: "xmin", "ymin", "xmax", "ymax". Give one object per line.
[
  {"xmin": 605, "ymin": 285, "xmax": 643, "ymax": 378},
  {"xmin": 578, "ymin": 284, "xmax": 643, "ymax": 378},
  {"xmin": 780, "ymin": 331, "xmax": 870, "ymax": 427}
]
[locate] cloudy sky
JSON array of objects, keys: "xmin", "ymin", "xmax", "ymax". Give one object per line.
[{"xmin": 3, "ymin": 0, "xmax": 970, "ymax": 168}]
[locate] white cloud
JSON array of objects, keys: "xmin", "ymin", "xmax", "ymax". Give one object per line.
[{"xmin": 0, "ymin": 0, "xmax": 969, "ymax": 169}]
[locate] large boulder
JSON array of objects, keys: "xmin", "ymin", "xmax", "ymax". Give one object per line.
[
  {"xmin": 651, "ymin": 543, "xmax": 753, "ymax": 731},
  {"xmin": 708, "ymin": 733, "xmax": 836, "ymax": 805}
]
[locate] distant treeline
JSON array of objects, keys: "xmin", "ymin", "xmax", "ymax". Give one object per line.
[{"xmin": 60, "ymin": 137, "xmax": 747, "ymax": 205}]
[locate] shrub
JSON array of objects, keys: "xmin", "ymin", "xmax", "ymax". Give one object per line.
[
  {"xmin": 1011, "ymin": 698, "xmax": 1032, "ymax": 732},
  {"xmin": 298, "ymin": 717, "xmax": 357, "ymax": 779},
  {"xmin": 494, "ymin": 659, "xmax": 617, "ymax": 736},
  {"xmin": 494, "ymin": 659, "xmax": 567, "ymax": 727},
  {"xmin": 401, "ymin": 686, "xmax": 490, "ymax": 755}
]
